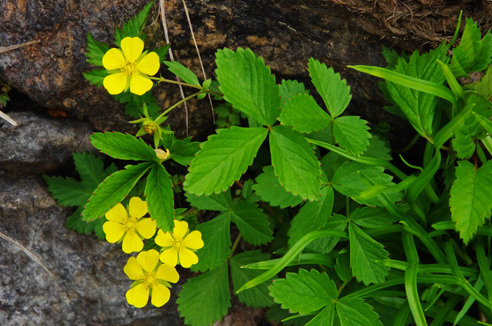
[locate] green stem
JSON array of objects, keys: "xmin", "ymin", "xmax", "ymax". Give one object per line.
[
  {"xmin": 337, "ymin": 281, "xmax": 348, "ymax": 297},
  {"xmin": 151, "ymin": 76, "xmax": 202, "ymax": 89},
  {"xmin": 228, "ymin": 233, "xmax": 242, "ymax": 260},
  {"xmin": 394, "ymin": 134, "xmax": 421, "ymax": 154},
  {"xmin": 155, "ymin": 91, "xmax": 203, "ymax": 121}
]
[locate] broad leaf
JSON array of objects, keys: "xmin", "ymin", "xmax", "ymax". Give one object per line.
[
  {"xmin": 450, "ymin": 160, "xmax": 492, "ymax": 244},
  {"xmin": 145, "ymin": 163, "xmax": 174, "ymax": 232},
  {"xmin": 279, "ymin": 93, "xmax": 331, "ymax": 133},
  {"xmin": 191, "ymin": 213, "xmax": 232, "ymax": 272},
  {"xmin": 82, "ymin": 162, "xmax": 153, "ymax": 221},
  {"xmin": 164, "ymin": 61, "xmax": 201, "ymax": 87},
  {"xmin": 269, "ymin": 125, "xmax": 321, "ymax": 201},
  {"xmin": 252, "ymin": 166, "xmax": 304, "ymax": 208},
  {"xmin": 336, "ymin": 297, "xmax": 383, "ymax": 326},
  {"xmin": 230, "ymin": 251, "xmax": 275, "ymax": 308},
  {"xmin": 185, "ymin": 190, "xmax": 232, "ymax": 211},
  {"xmin": 231, "ymin": 201, "xmax": 273, "ymax": 245},
  {"xmin": 332, "ymin": 116, "xmax": 371, "ymax": 157},
  {"xmin": 350, "ymin": 206, "xmax": 399, "ymax": 229},
  {"xmin": 90, "ymin": 132, "xmax": 158, "ymax": 162},
  {"xmin": 184, "ymin": 126, "xmax": 268, "ymax": 196},
  {"xmin": 169, "ymin": 137, "xmax": 201, "ymax": 166},
  {"xmin": 349, "ymin": 223, "xmax": 389, "ymax": 285},
  {"xmin": 268, "ymin": 269, "xmax": 337, "ymax": 315},
  {"xmin": 280, "ymin": 79, "xmax": 309, "ymax": 106},
  {"xmin": 308, "ymin": 58, "xmax": 351, "ymax": 118},
  {"xmin": 177, "ymin": 265, "xmax": 231, "ymax": 326},
  {"xmin": 216, "ymin": 47, "xmax": 281, "ymax": 126}
]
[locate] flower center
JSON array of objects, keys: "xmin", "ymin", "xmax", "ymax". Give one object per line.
[
  {"xmin": 124, "ymin": 61, "xmax": 139, "ymax": 75},
  {"xmin": 143, "ymin": 123, "xmax": 157, "ymax": 135},
  {"xmin": 125, "ymin": 220, "xmax": 135, "ymax": 230},
  {"xmin": 173, "ymin": 240, "xmax": 183, "ymax": 250}
]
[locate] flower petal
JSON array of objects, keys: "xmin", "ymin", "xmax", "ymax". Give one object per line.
[
  {"xmin": 122, "ymin": 230, "xmax": 144, "ymax": 254},
  {"xmin": 124, "ymin": 257, "xmax": 144, "ymax": 280},
  {"xmin": 129, "ymin": 73, "xmax": 153, "ymax": 95},
  {"xmin": 129, "ymin": 197, "xmax": 148, "ymax": 219},
  {"xmin": 137, "ymin": 249, "xmax": 160, "ymax": 273},
  {"xmin": 105, "ymin": 203, "xmax": 127, "ymax": 223},
  {"xmin": 121, "ymin": 37, "xmax": 144, "ymax": 63},
  {"xmin": 126, "ymin": 283, "xmax": 149, "ymax": 308},
  {"xmin": 178, "ymin": 247, "xmax": 199, "ymax": 268},
  {"xmin": 135, "ymin": 218, "xmax": 157, "ymax": 239},
  {"xmin": 103, "ymin": 221, "xmax": 126, "ymax": 243},
  {"xmin": 151, "ymin": 283, "xmax": 171, "ymax": 307},
  {"xmin": 103, "ymin": 72, "xmax": 128, "ymax": 95},
  {"xmin": 173, "ymin": 220, "xmax": 189, "ymax": 241},
  {"xmin": 156, "ymin": 264, "xmax": 179, "ymax": 284},
  {"xmin": 159, "ymin": 248, "xmax": 178, "ymax": 267},
  {"xmin": 102, "ymin": 48, "xmax": 125, "ymax": 70},
  {"xmin": 155, "ymin": 229, "xmax": 175, "ymax": 247},
  {"xmin": 183, "ymin": 230, "xmax": 204, "ymax": 250},
  {"xmin": 137, "ymin": 52, "xmax": 160, "ymax": 76}
]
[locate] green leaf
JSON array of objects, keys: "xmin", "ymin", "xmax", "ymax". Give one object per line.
[
  {"xmin": 169, "ymin": 137, "xmax": 201, "ymax": 166},
  {"xmin": 252, "ymin": 166, "xmax": 303, "ymax": 208},
  {"xmin": 336, "ymin": 297, "xmax": 383, "ymax": 326},
  {"xmin": 306, "ymin": 214, "xmax": 348, "ymax": 254},
  {"xmin": 308, "ymin": 58, "xmax": 352, "ymax": 118},
  {"xmin": 268, "ymin": 268, "xmax": 338, "ymax": 315},
  {"xmin": 280, "ymin": 79, "xmax": 308, "ymax": 106},
  {"xmin": 349, "ymin": 223, "xmax": 389, "ymax": 285},
  {"xmin": 288, "ymin": 186, "xmax": 334, "ymax": 247},
  {"xmin": 164, "ymin": 61, "xmax": 201, "ymax": 87},
  {"xmin": 216, "ymin": 47, "xmax": 281, "ymax": 126},
  {"xmin": 350, "ymin": 206, "xmax": 399, "ymax": 229},
  {"xmin": 230, "ymin": 251, "xmax": 275, "ymax": 308},
  {"xmin": 279, "ymin": 93, "xmax": 331, "ymax": 133},
  {"xmin": 305, "ymin": 304, "xmax": 336, "ymax": 326},
  {"xmin": 65, "ymin": 206, "xmax": 106, "ymax": 240},
  {"xmin": 332, "ymin": 161, "xmax": 402, "ymax": 207},
  {"xmin": 114, "ymin": 1, "xmax": 154, "ymax": 47},
  {"xmin": 145, "ymin": 163, "xmax": 174, "ymax": 232},
  {"xmin": 191, "ymin": 213, "xmax": 232, "ymax": 272},
  {"xmin": 90, "ymin": 132, "xmax": 158, "ymax": 162},
  {"xmin": 43, "ymin": 176, "xmax": 92, "ymax": 207},
  {"xmin": 177, "ymin": 265, "xmax": 231, "ymax": 326},
  {"xmin": 153, "ymin": 44, "xmax": 170, "ymax": 62},
  {"xmin": 364, "ymin": 135, "xmax": 392, "ymax": 161},
  {"xmin": 82, "ymin": 162, "xmax": 153, "ymax": 221},
  {"xmin": 472, "ymin": 65, "xmax": 492, "ymax": 99},
  {"xmin": 184, "ymin": 126, "xmax": 268, "ymax": 196},
  {"xmin": 449, "ymin": 160, "xmax": 492, "ymax": 244},
  {"xmin": 83, "ymin": 69, "xmax": 108, "ymax": 86},
  {"xmin": 185, "ymin": 189, "xmax": 232, "ymax": 211},
  {"xmin": 85, "ymin": 32, "xmax": 109, "ymax": 67},
  {"xmin": 269, "ymin": 125, "xmax": 321, "ymax": 201},
  {"xmin": 333, "ymin": 116, "xmax": 371, "ymax": 157},
  {"xmin": 231, "ymin": 201, "xmax": 273, "ymax": 246},
  {"xmin": 335, "ymin": 249, "xmax": 352, "ymax": 282}
]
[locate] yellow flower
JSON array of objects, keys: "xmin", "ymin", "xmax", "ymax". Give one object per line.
[
  {"xmin": 103, "ymin": 197, "xmax": 156, "ymax": 253},
  {"xmin": 155, "ymin": 220, "xmax": 204, "ymax": 268},
  {"xmin": 102, "ymin": 37, "xmax": 160, "ymax": 95},
  {"xmin": 124, "ymin": 249, "xmax": 179, "ymax": 308}
]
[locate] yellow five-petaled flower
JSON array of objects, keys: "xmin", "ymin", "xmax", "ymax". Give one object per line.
[
  {"xmin": 124, "ymin": 249, "xmax": 179, "ymax": 308},
  {"xmin": 155, "ymin": 220, "xmax": 204, "ymax": 268},
  {"xmin": 102, "ymin": 36, "xmax": 160, "ymax": 95},
  {"xmin": 103, "ymin": 197, "xmax": 156, "ymax": 253}
]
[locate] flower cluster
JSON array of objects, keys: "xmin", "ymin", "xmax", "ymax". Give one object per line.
[{"xmin": 103, "ymin": 197, "xmax": 204, "ymax": 308}]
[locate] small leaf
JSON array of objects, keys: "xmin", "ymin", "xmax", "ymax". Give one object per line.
[
  {"xmin": 114, "ymin": 1, "xmax": 154, "ymax": 46},
  {"xmin": 364, "ymin": 135, "xmax": 392, "ymax": 161},
  {"xmin": 279, "ymin": 93, "xmax": 331, "ymax": 133},
  {"xmin": 252, "ymin": 166, "xmax": 303, "ymax": 208},
  {"xmin": 185, "ymin": 190, "xmax": 232, "ymax": 211},
  {"xmin": 169, "ymin": 137, "xmax": 201, "ymax": 166},
  {"xmin": 333, "ymin": 116, "xmax": 371, "ymax": 157},
  {"xmin": 164, "ymin": 61, "xmax": 201, "ymax": 87},
  {"xmin": 280, "ymin": 79, "xmax": 308, "ymax": 106},
  {"xmin": 350, "ymin": 206, "xmax": 399, "ymax": 229},
  {"xmin": 336, "ymin": 297, "xmax": 383, "ymax": 326},
  {"xmin": 231, "ymin": 201, "xmax": 273, "ymax": 246},
  {"xmin": 269, "ymin": 125, "xmax": 321, "ymax": 201},
  {"xmin": 85, "ymin": 33, "xmax": 109, "ymax": 67},
  {"xmin": 177, "ymin": 265, "xmax": 231, "ymax": 326},
  {"xmin": 335, "ymin": 249, "xmax": 352, "ymax": 282},
  {"xmin": 83, "ymin": 69, "xmax": 109, "ymax": 86},
  {"xmin": 145, "ymin": 163, "xmax": 174, "ymax": 232},
  {"xmin": 184, "ymin": 126, "xmax": 268, "ymax": 196},
  {"xmin": 90, "ymin": 132, "xmax": 158, "ymax": 162},
  {"xmin": 306, "ymin": 214, "xmax": 348, "ymax": 254},
  {"xmin": 153, "ymin": 44, "xmax": 171, "ymax": 62}
]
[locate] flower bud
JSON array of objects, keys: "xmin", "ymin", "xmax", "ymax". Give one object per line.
[{"xmin": 155, "ymin": 148, "xmax": 170, "ymax": 160}]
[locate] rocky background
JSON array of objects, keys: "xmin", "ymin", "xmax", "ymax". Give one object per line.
[{"xmin": 0, "ymin": 0, "xmax": 490, "ymax": 325}]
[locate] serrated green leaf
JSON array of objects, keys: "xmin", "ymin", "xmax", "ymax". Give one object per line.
[
  {"xmin": 185, "ymin": 189, "xmax": 232, "ymax": 211},
  {"xmin": 145, "ymin": 163, "xmax": 174, "ymax": 232},
  {"xmin": 349, "ymin": 223, "xmax": 389, "ymax": 285},
  {"xmin": 350, "ymin": 206, "xmax": 399, "ymax": 229},
  {"xmin": 114, "ymin": 1, "xmax": 154, "ymax": 47},
  {"xmin": 279, "ymin": 93, "xmax": 331, "ymax": 133},
  {"xmin": 216, "ymin": 47, "xmax": 281, "ymax": 126},
  {"xmin": 73, "ymin": 152, "xmax": 106, "ymax": 186},
  {"xmin": 252, "ymin": 166, "xmax": 304, "ymax": 208},
  {"xmin": 335, "ymin": 249, "xmax": 352, "ymax": 282},
  {"xmin": 83, "ymin": 69, "xmax": 108, "ymax": 86},
  {"xmin": 280, "ymin": 79, "xmax": 308, "ymax": 106},
  {"xmin": 177, "ymin": 265, "xmax": 231, "ymax": 326},
  {"xmin": 306, "ymin": 214, "xmax": 348, "ymax": 254},
  {"xmin": 230, "ymin": 251, "xmax": 275, "ymax": 308},
  {"xmin": 332, "ymin": 161, "xmax": 402, "ymax": 207},
  {"xmin": 364, "ymin": 135, "xmax": 392, "ymax": 161},
  {"xmin": 43, "ymin": 176, "xmax": 92, "ymax": 207},
  {"xmin": 153, "ymin": 44, "xmax": 170, "ymax": 62},
  {"xmin": 333, "ymin": 116, "xmax": 371, "ymax": 157},
  {"xmin": 65, "ymin": 206, "xmax": 106, "ymax": 240},
  {"xmin": 82, "ymin": 162, "xmax": 153, "ymax": 221},
  {"xmin": 231, "ymin": 201, "xmax": 272, "ymax": 246},
  {"xmin": 169, "ymin": 137, "xmax": 201, "ymax": 166},
  {"xmin": 336, "ymin": 297, "xmax": 383, "ymax": 326},
  {"xmin": 164, "ymin": 61, "xmax": 201, "ymax": 87},
  {"xmin": 288, "ymin": 186, "xmax": 334, "ymax": 247},
  {"xmin": 305, "ymin": 304, "xmax": 336, "ymax": 326},
  {"xmin": 308, "ymin": 58, "xmax": 352, "ymax": 118},
  {"xmin": 450, "ymin": 160, "xmax": 492, "ymax": 244},
  {"xmin": 269, "ymin": 269, "xmax": 337, "ymax": 315},
  {"xmin": 90, "ymin": 132, "xmax": 158, "ymax": 162},
  {"xmin": 269, "ymin": 125, "xmax": 321, "ymax": 201},
  {"xmin": 85, "ymin": 33, "xmax": 109, "ymax": 67},
  {"xmin": 184, "ymin": 126, "xmax": 268, "ymax": 196},
  {"xmin": 191, "ymin": 213, "xmax": 232, "ymax": 272},
  {"xmin": 472, "ymin": 65, "xmax": 492, "ymax": 98}
]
